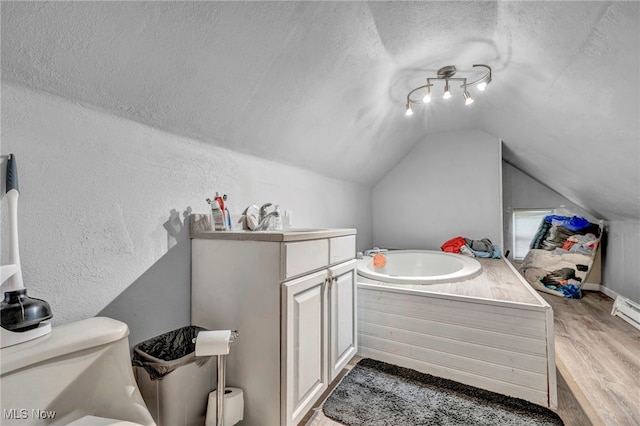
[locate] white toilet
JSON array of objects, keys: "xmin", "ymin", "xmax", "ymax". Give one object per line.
[{"xmin": 0, "ymin": 317, "xmax": 155, "ymax": 426}]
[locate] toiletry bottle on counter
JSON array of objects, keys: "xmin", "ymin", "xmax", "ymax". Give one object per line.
[
  {"xmin": 283, "ymin": 210, "xmax": 292, "ymax": 230},
  {"xmin": 211, "ymin": 199, "xmax": 226, "ymax": 231},
  {"xmin": 272, "ymin": 205, "xmax": 283, "ymax": 231},
  {"xmin": 214, "ymin": 192, "xmax": 226, "ymax": 228}
]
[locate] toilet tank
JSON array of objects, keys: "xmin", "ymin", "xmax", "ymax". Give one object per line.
[{"xmin": 0, "ymin": 317, "xmax": 155, "ymax": 426}]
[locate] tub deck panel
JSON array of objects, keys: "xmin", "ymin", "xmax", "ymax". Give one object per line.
[
  {"xmin": 358, "ymin": 289, "xmax": 548, "ymax": 337},
  {"xmin": 358, "ymin": 332, "xmax": 548, "ymax": 394},
  {"xmin": 359, "ymin": 258, "xmax": 542, "ymax": 305},
  {"xmin": 357, "ymin": 258, "xmax": 556, "ymax": 409},
  {"xmin": 359, "ymin": 321, "xmax": 548, "ymax": 374},
  {"xmin": 359, "ymin": 299, "xmax": 548, "ymax": 353}
]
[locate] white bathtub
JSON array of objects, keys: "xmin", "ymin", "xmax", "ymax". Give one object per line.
[{"xmin": 357, "ymin": 250, "xmax": 482, "ymax": 284}]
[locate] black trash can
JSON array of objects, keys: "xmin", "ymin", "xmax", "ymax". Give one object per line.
[{"xmin": 133, "ymin": 326, "xmax": 214, "ymax": 426}]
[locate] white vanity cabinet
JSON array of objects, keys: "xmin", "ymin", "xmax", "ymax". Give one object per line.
[
  {"xmin": 191, "ymin": 227, "xmax": 357, "ymax": 426},
  {"xmin": 282, "ymin": 258, "xmax": 357, "ymax": 425}
]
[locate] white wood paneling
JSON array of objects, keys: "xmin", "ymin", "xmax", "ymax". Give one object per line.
[
  {"xmin": 359, "ymin": 292, "xmax": 548, "ymax": 339},
  {"xmin": 359, "ymin": 306, "xmax": 547, "ymax": 356},
  {"xmin": 359, "ymin": 322, "xmax": 547, "ymax": 373},
  {"xmin": 357, "ymin": 284, "xmax": 555, "ymax": 408},
  {"xmin": 545, "ymin": 304, "xmax": 558, "ymax": 410}
]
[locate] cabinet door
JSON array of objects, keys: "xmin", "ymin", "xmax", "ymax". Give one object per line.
[
  {"xmin": 328, "ymin": 259, "xmax": 358, "ymax": 381},
  {"xmin": 282, "ymin": 270, "xmax": 329, "ymax": 426}
]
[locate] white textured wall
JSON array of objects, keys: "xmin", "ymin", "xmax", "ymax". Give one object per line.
[
  {"xmin": 0, "ymin": 83, "xmax": 373, "ymax": 346},
  {"xmin": 372, "ymin": 129, "xmax": 502, "ymax": 251}
]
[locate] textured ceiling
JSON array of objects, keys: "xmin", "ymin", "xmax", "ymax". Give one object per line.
[{"xmin": 2, "ymin": 1, "xmax": 639, "ymax": 220}]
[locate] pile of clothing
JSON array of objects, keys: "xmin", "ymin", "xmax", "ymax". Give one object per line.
[
  {"xmin": 521, "ymin": 213, "xmax": 602, "ymax": 299},
  {"xmin": 441, "ymin": 236, "xmax": 501, "ymax": 258},
  {"xmin": 523, "ymin": 266, "xmax": 583, "ymax": 299},
  {"xmin": 530, "ymin": 214, "xmax": 601, "ymax": 254}
]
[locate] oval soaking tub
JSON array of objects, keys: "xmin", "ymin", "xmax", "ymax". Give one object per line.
[{"xmin": 357, "ymin": 249, "xmax": 482, "ymax": 284}]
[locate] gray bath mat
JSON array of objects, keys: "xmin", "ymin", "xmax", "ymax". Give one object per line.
[{"xmin": 322, "ymin": 358, "xmax": 563, "ymax": 426}]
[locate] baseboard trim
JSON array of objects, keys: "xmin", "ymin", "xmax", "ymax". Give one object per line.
[
  {"xmin": 597, "ymin": 284, "xmax": 619, "ymax": 300},
  {"xmin": 581, "ymin": 282, "xmax": 618, "ymax": 301},
  {"xmin": 581, "ymin": 283, "xmax": 600, "ymax": 292}
]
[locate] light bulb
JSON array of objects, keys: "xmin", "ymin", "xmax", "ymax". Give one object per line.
[
  {"xmin": 443, "ymin": 82, "xmax": 451, "ymax": 99},
  {"xmin": 464, "ymin": 91, "xmax": 474, "ymax": 105},
  {"xmin": 477, "ymin": 82, "xmax": 487, "ymax": 91},
  {"xmin": 423, "ymin": 87, "xmax": 431, "ymax": 103},
  {"xmin": 405, "ymin": 102, "xmax": 413, "ymax": 116}
]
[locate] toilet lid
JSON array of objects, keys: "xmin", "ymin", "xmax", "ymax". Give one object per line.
[{"xmin": 66, "ymin": 415, "xmax": 145, "ymax": 426}]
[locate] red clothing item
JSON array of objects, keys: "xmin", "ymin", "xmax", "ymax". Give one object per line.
[{"xmin": 441, "ymin": 236, "xmax": 466, "ymax": 253}]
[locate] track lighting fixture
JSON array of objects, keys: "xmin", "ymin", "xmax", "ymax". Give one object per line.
[{"xmin": 405, "ymin": 64, "xmax": 491, "ymax": 116}]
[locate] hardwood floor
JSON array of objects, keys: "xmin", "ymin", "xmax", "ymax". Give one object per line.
[
  {"xmin": 304, "ymin": 291, "xmax": 640, "ymax": 426},
  {"xmin": 540, "ymin": 290, "xmax": 640, "ymax": 426}
]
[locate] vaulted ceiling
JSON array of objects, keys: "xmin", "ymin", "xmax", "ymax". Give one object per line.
[{"xmin": 2, "ymin": 1, "xmax": 638, "ymax": 220}]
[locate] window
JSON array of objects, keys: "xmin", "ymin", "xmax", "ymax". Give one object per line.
[{"xmin": 512, "ymin": 209, "xmax": 552, "ymax": 261}]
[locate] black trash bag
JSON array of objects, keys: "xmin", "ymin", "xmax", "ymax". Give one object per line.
[{"xmin": 133, "ymin": 325, "xmax": 209, "ymax": 380}]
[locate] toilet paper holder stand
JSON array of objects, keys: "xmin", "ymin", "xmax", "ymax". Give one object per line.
[{"xmin": 193, "ymin": 330, "xmax": 240, "ymax": 426}]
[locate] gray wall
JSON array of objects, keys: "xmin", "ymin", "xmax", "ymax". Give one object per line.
[
  {"xmin": 603, "ymin": 221, "xmax": 640, "ymax": 304},
  {"xmin": 372, "ymin": 129, "xmax": 502, "ymax": 251},
  {"xmin": 502, "ymin": 160, "xmax": 640, "ymax": 304},
  {"xmin": 0, "ymin": 84, "xmax": 373, "ymax": 347}
]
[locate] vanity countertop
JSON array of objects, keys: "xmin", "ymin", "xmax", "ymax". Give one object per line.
[{"xmin": 190, "ymin": 214, "xmax": 356, "ymax": 242}]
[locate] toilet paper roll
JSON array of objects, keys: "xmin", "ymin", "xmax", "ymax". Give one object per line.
[
  {"xmin": 205, "ymin": 387, "xmax": 244, "ymax": 426},
  {"xmin": 195, "ymin": 330, "xmax": 231, "ymax": 356}
]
